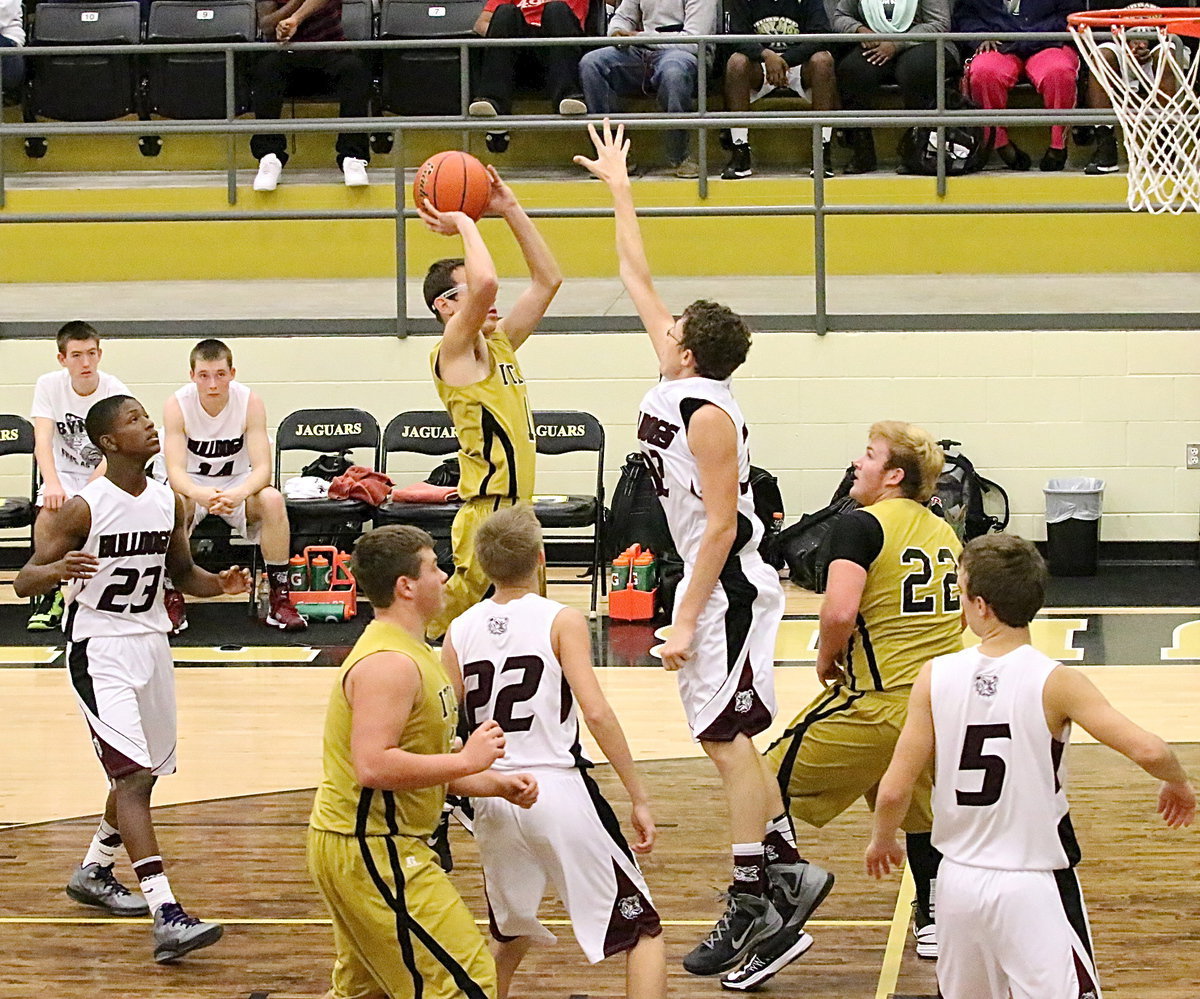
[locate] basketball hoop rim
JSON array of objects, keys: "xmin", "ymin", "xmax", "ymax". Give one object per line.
[{"xmin": 1068, "ymin": 8, "xmax": 1200, "ymax": 38}]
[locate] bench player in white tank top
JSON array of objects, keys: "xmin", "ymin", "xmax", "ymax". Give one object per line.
[
  {"xmin": 162, "ymin": 339, "xmax": 304, "ymax": 632},
  {"xmin": 15, "ymin": 394, "xmax": 251, "ymax": 964},
  {"xmin": 442, "ymin": 505, "xmax": 666, "ymax": 999},
  {"xmin": 579, "ymin": 121, "xmax": 826, "ymax": 990},
  {"xmin": 866, "ymin": 534, "xmax": 1195, "ymax": 999}
]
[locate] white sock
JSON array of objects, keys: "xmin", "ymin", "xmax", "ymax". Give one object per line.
[
  {"xmin": 731, "ymin": 128, "xmax": 749, "ymax": 146},
  {"xmin": 82, "ymin": 819, "xmax": 122, "ymax": 868},
  {"xmin": 822, "ymin": 126, "xmax": 832, "ymax": 144},
  {"xmin": 134, "ymin": 860, "xmax": 177, "ymax": 914}
]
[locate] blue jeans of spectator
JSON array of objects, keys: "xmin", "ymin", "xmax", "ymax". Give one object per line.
[
  {"xmin": 580, "ymin": 44, "xmax": 697, "ymax": 164},
  {"xmin": 0, "ymin": 38, "xmax": 24, "ymax": 96}
]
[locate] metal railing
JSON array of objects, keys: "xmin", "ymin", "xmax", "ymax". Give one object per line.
[{"xmin": 0, "ymin": 30, "xmax": 1135, "ymax": 335}]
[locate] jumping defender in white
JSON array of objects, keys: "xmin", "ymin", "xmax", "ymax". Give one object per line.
[
  {"xmin": 162, "ymin": 338, "xmax": 305, "ymax": 633},
  {"xmin": 15, "ymin": 394, "xmax": 251, "ymax": 964},
  {"xmin": 441, "ymin": 504, "xmax": 667, "ymax": 999},
  {"xmin": 866, "ymin": 533, "xmax": 1195, "ymax": 999}
]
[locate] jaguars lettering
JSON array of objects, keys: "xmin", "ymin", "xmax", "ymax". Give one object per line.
[
  {"xmin": 536, "ymin": 424, "xmax": 585, "ymax": 438},
  {"xmin": 401, "ymin": 425, "xmax": 457, "ymax": 439},
  {"xmin": 296, "ymin": 423, "xmax": 363, "ymax": 437},
  {"xmin": 0, "ymin": 428, "xmax": 18, "ymax": 442}
]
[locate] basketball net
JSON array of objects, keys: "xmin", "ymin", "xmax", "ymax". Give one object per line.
[{"xmin": 1069, "ymin": 8, "xmax": 1200, "ymax": 214}]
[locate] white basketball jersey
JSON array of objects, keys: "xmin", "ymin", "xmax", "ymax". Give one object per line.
[
  {"xmin": 931, "ymin": 644, "xmax": 1079, "ymax": 871},
  {"xmin": 449, "ymin": 593, "xmax": 586, "ymax": 771},
  {"xmin": 636, "ymin": 376, "xmax": 762, "ymax": 565},
  {"xmin": 66, "ymin": 477, "xmax": 175, "ymax": 641},
  {"xmin": 175, "ymin": 381, "xmax": 252, "ymax": 481},
  {"xmin": 30, "ymin": 370, "xmax": 130, "ymax": 480}
]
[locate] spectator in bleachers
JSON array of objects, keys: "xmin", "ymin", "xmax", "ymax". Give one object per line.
[
  {"xmin": 251, "ymin": 0, "xmax": 372, "ymax": 191},
  {"xmin": 579, "ymin": 0, "xmax": 720, "ymax": 178},
  {"xmin": 832, "ymin": 0, "xmax": 960, "ymax": 173},
  {"xmin": 0, "ymin": 0, "xmax": 24, "ymax": 98},
  {"xmin": 468, "ymin": 0, "xmax": 589, "ymax": 155},
  {"xmin": 954, "ymin": 0, "xmax": 1082, "ymax": 171},
  {"xmin": 721, "ymin": 0, "xmax": 838, "ymax": 178}
]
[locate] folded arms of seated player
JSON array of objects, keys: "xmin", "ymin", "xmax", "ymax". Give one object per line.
[
  {"xmin": 554, "ymin": 603, "xmax": 656, "ymax": 852},
  {"xmin": 163, "ymin": 393, "xmax": 272, "ymax": 517},
  {"xmin": 348, "ymin": 649, "xmax": 538, "ymax": 807},
  {"xmin": 14, "ymin": 494, "xmax": 249, "ymax": 600}
]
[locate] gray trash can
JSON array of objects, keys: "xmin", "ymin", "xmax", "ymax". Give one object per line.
[{"xmin": 1043, "ymin": 478, "xmax": 1104, "ymax": 576}]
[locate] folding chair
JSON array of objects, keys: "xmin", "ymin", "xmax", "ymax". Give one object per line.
[{"xmin": 0, "ymin": 415, "xmax": 37, "ymax": 569}]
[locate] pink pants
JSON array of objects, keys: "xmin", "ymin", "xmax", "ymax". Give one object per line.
[{"xmin": 965, "ymin": 46, "xmax": 1079, "ymax": 149}]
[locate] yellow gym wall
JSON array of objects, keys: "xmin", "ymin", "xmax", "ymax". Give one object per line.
[{"xmin": 2, "ymin": 328, "xmax": 1198, "ymax": 542}]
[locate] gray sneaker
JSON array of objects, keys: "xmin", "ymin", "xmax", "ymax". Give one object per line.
[
  {"xmin": 683, "ymin": 893, "xmax": 783, "ymax": 976},
  {"xmin": 66, "ymin": 863, "xmax": 149, "ymax": 916},
  {"xmin": 152, "ymin": 902, "xmax": 224, "ymax": 963},
  {"xmin": 767, "ymin": 861, "xmax": 835, "ymax": 931}
]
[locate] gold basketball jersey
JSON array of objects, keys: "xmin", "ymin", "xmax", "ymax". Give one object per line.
[
  {"xmin": 431, "ymin": 330, "xmax": 536, "ymax": 503},
  {"xmin": 310, "ymin": 619, "xmax": 458, "ymax": 838},
  {"xmin": 847, "ymin": 498, "xmax": 964, "ymax": 692}
]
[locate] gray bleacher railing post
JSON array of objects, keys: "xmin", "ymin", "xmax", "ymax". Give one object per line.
[
  {"xmin": 812, "ymin": 125, "xmax": 827, "ymax": 336},
  {"xmin": 935, "ymin": 37, "xmax": 947, "ymax": 198},
  {"xmin": 697, "ymin": 43, "xmax": 708, "ymax": 199},
  {"xmin": 0, "ymin": 51, "xmax": 6, "ymax": 209},
  {"xmin": 226, "ymin": 46, "xmax": 237, "ymax": 205},
  {"xmin": 394, "ymin": 128, "xmax": 408, "ymax": 338},
  {"xmin": 460, "ymin": 44, "xmax": 470, "ymax": 153}
]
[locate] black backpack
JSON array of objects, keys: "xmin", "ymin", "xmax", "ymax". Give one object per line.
[
  {"xmin": 930, "ymin": 440, "xmax": 1010, "ymax": 542},
  {"xmin": 606, "ymin": 453, "xmax": 675, "ymax": 562},
  {"xmin": 898, "ymin": 91, "xmax": 993, "ymax": 176},
  {"xmin": 749, "ymin": 465, "xmax": 785, "ymax": 568},
  {"xmin": 776, "ymin": 467, "xmax": 858, "ymax": 593}
]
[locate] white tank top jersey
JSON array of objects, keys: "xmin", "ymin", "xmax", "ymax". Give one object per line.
[
  {"xmin": 174, "ymin": 380, "xmax": 253, "ymax": 481},
  {"xmin": 931, "ymin": 644, "xmax": 1080, "ymax": 871},
  {"xmin": 66, "ymin": 477, "xmax": 175, "ymax": 641},
  {"xmin": 29, "ymin": 370, "xmax": 130, "ymax": 479},
  {"xmin": 449, "ymin": 593, "xmax": 586, "ymax": 772},
  {"xmin": 636, "ymin": 376, "xmax": 763, "ymax": 566}
]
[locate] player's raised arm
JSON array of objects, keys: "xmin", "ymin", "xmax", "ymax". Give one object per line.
[
  {"xmin": 554, "ymin": 604, "xmax": 656, "ymax": 853},
  {"xmin": 487, "ymin": 166, "xmax": 563, "ymax": 350},
  {"xmin": 1045, "ymin": 666, "xmax": 1196, "ymax": 828},
  {"xmin": 575, "ymin": 119, "xmax": 676, "ymax": 365},
  {"xmin": 865, "ymin": 662, "xmax": 936, "ymax": 878},
  {"xmin": 419, "ymin": 204, "xmax": 499, "ymax": 366},
  {"xmin": 347, "ymin": 651, "xmax": 506, "ymax": 790},
  {"xmin": 14, "ymin": 497, "xmax": 96, "ymax": 598}
]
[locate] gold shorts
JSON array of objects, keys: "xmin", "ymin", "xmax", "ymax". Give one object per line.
[
  {"xmin": 765, "ymin": 684, "xmax": 933, "ymax": 833},
  {"xmin": 307, "ymin": 827, "xmax": 496, "ymax": 999}
]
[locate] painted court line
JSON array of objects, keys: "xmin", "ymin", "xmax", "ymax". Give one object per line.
[{"xmin": 874, "ymin": 865, "xmax": 917, "ymax": 999}]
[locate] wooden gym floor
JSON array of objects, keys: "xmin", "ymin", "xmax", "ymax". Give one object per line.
[{"xmin": 1, "ymin": 572, "xmax": 1199, "ymax": 998}]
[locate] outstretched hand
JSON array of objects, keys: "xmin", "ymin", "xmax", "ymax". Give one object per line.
[
  {"xmin": 418, "ymin": 199, "xmax": 466, "ymax": 236},
  {"xmin": 573, "ymin": 119, "xmax": 632, "ymax": 187},
  {"xmin": 219, "ymin": 566, "xmax": 252, "ymax": 595},
  {"xmin": 483, "ymin": 165, "xmax": 519, "ymax": 217}
]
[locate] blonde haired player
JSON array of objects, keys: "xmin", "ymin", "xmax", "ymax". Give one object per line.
[
  {"xmin": 307, "ymin": 524, "xmax": 538, "ymax": 999},
  {"xmin": 760, "ymin": 421, "xmax": 961, "ymax": 980},
  {"xmin": 867, "ymin": 533, "xmax": 1195, "ymax": 998},
  {"xmin": 418, "ymin": 165, "xmax": 562, "ymax": 641},
  {"xmin": 442, "ymin": 505, "xmax": 666, "ymax": 999}
]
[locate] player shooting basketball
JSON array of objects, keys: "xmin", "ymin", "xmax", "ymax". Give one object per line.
[{"xmin": 417, "ymin": 163, "xmax": 563, "ymax": 641}]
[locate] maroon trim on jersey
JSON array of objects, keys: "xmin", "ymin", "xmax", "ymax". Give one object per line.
[
  {"xmin": 484, "ymin": 879, "xmax": 519, "ymax": 943},
  {"xmin": 697, "ymin": 661, "xmax": 772, "ymax": 742},
  {"xmin": 86, "ymin": 720, "xmax": 145, "ymax": 780},
  {"xmin": 601, "ymin": 860, "xmax": 662, "ymax": 959}
]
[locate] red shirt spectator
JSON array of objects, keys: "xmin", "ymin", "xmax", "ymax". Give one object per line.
[{"xmin": 482, "ymin": 0, "xmax": 588, "ymax": 30}]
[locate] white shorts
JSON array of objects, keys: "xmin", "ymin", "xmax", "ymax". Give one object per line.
[
  {"xmin": 36, "ymin": 469, "xmax": 93, "ymax": 507},
  {"xmin": 674, "ymin": 553, "xmax": 783, "ymax": 742},
  {"xmin": 752, "ymin": 63, "xmax": 811, "ymax": 103},
  {"xmin": 67, "ymin": 632, "xmax": 178, "ymax": 779},
  {"xmin": 188, "ymin": 470, "xmax": 260, "ymax": 543},
  {"xmin": 474, "ymin": 767, "xmax": 661, "ymax": 964},
  {"xmin": 937, "ymin": 858, "xmax": 1101, "ymax": 999}
]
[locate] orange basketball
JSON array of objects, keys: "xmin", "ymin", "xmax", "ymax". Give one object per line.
[{"xmin": 413, "ymin": 151, "xmax": 492, "ymax": 221}]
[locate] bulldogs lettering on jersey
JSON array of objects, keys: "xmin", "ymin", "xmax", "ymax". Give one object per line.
[
  {"xmin": 930, "ymin": 644, "xmax": 1079, "ymax": 871},
  {"xmin": 636, "ymin": 376, "xmax": 762, "ymax": 566},
  {"xmin": 449, "ymin": 593, "xmax": 584, "ymax": 771},
  {"xmin": 175, "ymin": 381, "xmax": 252, "ymax": 481},
  {"xmin": 66, "ymin": 478, "xmax": 175, "ymax": 640}
]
